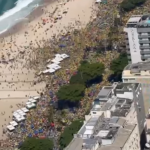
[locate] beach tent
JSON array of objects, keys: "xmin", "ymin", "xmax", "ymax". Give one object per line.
[
  {"xmin": 28, "ymin": 98, "xmax": 37, "ymax": 103},
  {"xmin": 21, "ymin": 107, "xmax": 29, "ymax": 113},
  {"xmin": 61, "ymin": 53, "xmax": 69, "ymax": 59},
  {"xmin": 33, "ymin": 96, "xmax": 40, "ymax": 100},
  {"xmin": 13, "ymin": 112, "xmax": 19, "ymax": 117},
  {"xmin": 42, "ymin": 68, "xmax": 56, "ymax": 74},
  {"xmin": 16, "ymin": 109, "xmax": 26, "ymax": 116},
  {"xmin": 95, "ymin": 0, "xmax": 107, "ymax": 3},
  {"xmin": 55, "ymin": 56, "xmax": 64, "ymax": 61},
  {"xmin": 47, "ymin": 69, "xmax": 56, "ymax": 73},
  {"xmin": 10, "ymin": 121, "xmax": 18, "ymax": 127},
  {"xmin": 95, "ymin": 0, "xmax": 102, "ymax": 2},
  {"xmin": 7, "ymin": 125, "xmax": 15, "ymax": 131},
  {"xmin": 51, "ymin": 58, "xmax": 61, "ymax": 64},
  {"xmin": 47, "ymin": 63, "xmax": 61, "ymax": 70},
  {"xmin": 13, "ymin": 114, "xmax": 21, "ymax": 120},
  {"xmin": 15, "ymin": 116, "xmax": 25, "ymax": 122},
  {"xmin": 26, "ymin": 103, "xmax": 36, "ymax": 109},
  {"xmin": 26, "ymin": 102, "xmax": 32, "ymax": 105}
]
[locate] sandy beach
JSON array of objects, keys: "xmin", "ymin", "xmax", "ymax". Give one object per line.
[{"xmin": 0, "ymin": 0, "xmax": 95, "ymax": 140}]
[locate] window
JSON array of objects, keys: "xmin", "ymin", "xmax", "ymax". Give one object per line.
[{"xmin": 93, "ymin": 112, "xmax": 96, "ymax": 114}]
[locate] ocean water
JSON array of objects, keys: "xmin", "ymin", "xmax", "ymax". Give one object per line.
[{"xmin": 0, "ymin": 0, "xmax": 43, "ymax": 34}]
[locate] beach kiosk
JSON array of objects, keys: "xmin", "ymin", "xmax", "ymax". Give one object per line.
[
  {"xmin": 21, "ymin": 107, "xmax": 29, "ymax": 113},
  {"xmin": 26, "ymin": 102, "xmax": 36, "ymax": 109},
  {"xmin": 61, "ymin": 53, "xmax": 69, "ymax": 59},
  {"xmin": 28, "ymin": 98, "xmax": 37, "ymax": 103},
  {"xmin": 15, "ymin": 116, "xmax": 25, "ymax": 122},
  {"xmin": 7, "ymin": 125, "xmax": 15, "ymax": 131},
  {"xmin": 10, "ymin": 121, "xmax": 18, "ymax": 127},
  {"xmin": 16, "ymin": 109, "xmax": 26, "ymax": 116},
  {"xmin": 95, "ymin": 0, "xmax": 107, "ymax": 4},
  {"xmin": 47, "ymin": 63, "xmax": 61, "ymax": 71},
  {"xmin": 33, "ymin": 96, "xmax": 40, "ymax": 101}
]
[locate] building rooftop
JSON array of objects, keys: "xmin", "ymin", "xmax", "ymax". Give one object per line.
[
  {"xmin": 126, "ymin": 15, "xmax": 150, "ymax": 27},
  {"xmin": 124, "ymin": 61, "xmax": 150, "ymax": 72},
  {"xmin": 98, "ymin": 124, "xmax": 135, "ymax": 150},
  {"xmin": 97, "ymin": 86, "xmax": 113, "ymax": 100},
  {"xmin": 127, "ymin": 15, "xmax": 142, "ymax": 23},
  {"xmin": 137, "ymin": 14, "xmax": 150, "ymax": 27},
  {"xmin": 115, "ymin": 82, "xmax": 139, "ymax": 93},
  {"xmin": 66, "ymin": 82, "xmax": 138, "ymax": 150},
  {"xmin": 93, "ymin": 83, "xmax": 136, "ymax": 115},
  {"xmin": 67, "ymin": 118, "xmax": 135, "ymax": 150}
]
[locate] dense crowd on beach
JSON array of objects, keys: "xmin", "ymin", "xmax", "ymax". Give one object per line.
[{"xmin": 0, "ymin": 0, "xmax": 128, "ymax": 149}]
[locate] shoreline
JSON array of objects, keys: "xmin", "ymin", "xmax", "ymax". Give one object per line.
[{"xmin": 0, "ymin": 0, "xmax": 56, "ymax": 38}]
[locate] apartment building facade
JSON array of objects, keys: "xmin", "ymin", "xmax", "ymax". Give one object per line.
[
  {"xmin": 65, "ymin": 83, "xmax": 145, "ymax": 150},
  {"xmin": 122, "ymin": 61, "xmax": 150, "ymax": 114},
  {"xmin": 124, "ymin": 15, "xmax": 150, "ymax": 63}
]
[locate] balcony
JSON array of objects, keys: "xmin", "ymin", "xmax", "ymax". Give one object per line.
[
  {"xmin": 140, "ymin": 45, "xmax": 150, "ymax": 49},
  {"xmin": 139, "ymin": 40, "xmax": 150, "ymax": 44},
  {"xmin": 138, "ymin": 35, "xmax": 150, "ymax": 38},
  {"xmin": 140, "ymin": 50, "xmax": 150, "ymax": 55},
  {"xmin": 141, "ymin": 55, "xmax": 150, "ymax": 59}
]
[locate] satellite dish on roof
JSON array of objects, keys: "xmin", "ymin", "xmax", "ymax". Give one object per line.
[{"xmin": 145, "ymin": 143, "xmax": 150, "ymax": 148}]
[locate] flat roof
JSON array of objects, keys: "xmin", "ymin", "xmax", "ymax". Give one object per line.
[
  {"xmin": 97, "ymin": 87, "xmax": 112, "ymax": 99},
  {"xmin": 115, "ymin": 83, "xmax": 139, "ymax": 91},
  {"xmin": 128, "ymin": 15, "xmax": 142, "ymax": 23},
  {"xmin": 98, "ymin": 124, "xmax": 136, "ymax": 150},
  {"xmin": 111, "ymin": 124, "xmax": 135, "ymax": 147},
  {"xmin": 124, "ymin": 61, "xmax": 150, "ymax": 71}
]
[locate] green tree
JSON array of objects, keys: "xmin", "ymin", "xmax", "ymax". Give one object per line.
[
  {"xmin": 78, "ymin": 62, "xmax": 104, "ymax": 84},
  {"xmin": 70, "ymin": 62, "xmax": 104, "ymax": 86},
  {"xmin": 110, "ymin": 52, "xmax": 128, "ymax": 75},
  {"xmin": 57, "ymin": 84, "xmax": 85, "ymax": 102},
  {"xmin": 59, "ymin": 120, "xmax": 83, "ymax": 149},
  {"xmin": 120, "ymin": 0, "xmax": 135, "ymax": 11},
  {"xmin": 120, "ymin": 0, "xmax": 146, "ymax": 12},
  {"xmin": 20, "ymin": 138, "xmax": 54, "ymax": 150},
  {"xmin": 70, "ymin": 72, "xmax": 89, "ymax": 85}
]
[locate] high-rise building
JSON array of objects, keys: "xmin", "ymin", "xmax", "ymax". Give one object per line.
[
  {"xmin": 122, "ymin": 61, "xmax": 150, "ymax": 114},
  {"xmin": 124, "ymin": 15, "xmax": 150, "ymax": 63},
  {"xmin": 65, "ymin": 83, "xmax": 145, "ymax": 150}
]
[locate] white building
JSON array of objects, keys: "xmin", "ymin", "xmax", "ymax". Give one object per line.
[
  {"xmin": 122, "ymin": 61, "xmax": 150, "ymax": 114},
  {"xmin": 124, "ymin": 15, "xmax": 150, "ymax": 63},
  {"xmin": 65, "ymin": 83, "xmax": 144, "ymax": 150}
]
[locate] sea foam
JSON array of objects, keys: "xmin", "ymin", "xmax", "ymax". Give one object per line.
[
  {"xmin": 0, "ymin": 0, "xmax": 42, "ymax": 34},
  {"xmin": 0, "ymin": 0, "xmax": 35, "ymax": 21}
]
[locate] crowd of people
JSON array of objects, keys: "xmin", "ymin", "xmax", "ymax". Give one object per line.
[{"xmin": 0, "ymin": 0, "xmax": 126, "ymax": 149}]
